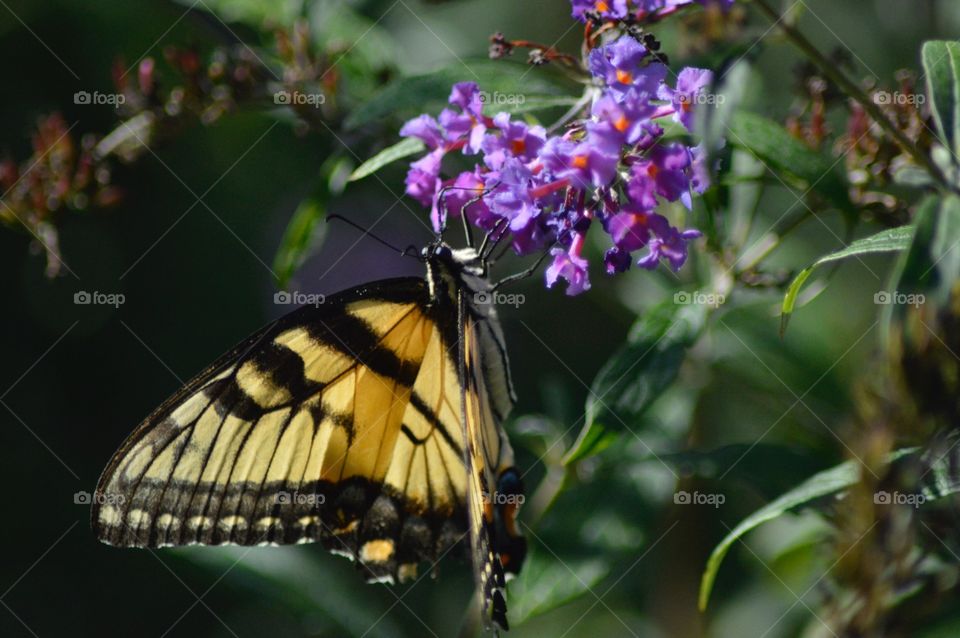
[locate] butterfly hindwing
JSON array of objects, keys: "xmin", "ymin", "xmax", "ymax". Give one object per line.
[{"xmin": 459, "ymin": 293, "xmax": 527, "ymax": 632}]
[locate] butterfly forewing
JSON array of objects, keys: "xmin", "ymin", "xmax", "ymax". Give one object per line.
[{"xmin": 94, "ymin": 279, "xmax": 469, "ymax": 578}]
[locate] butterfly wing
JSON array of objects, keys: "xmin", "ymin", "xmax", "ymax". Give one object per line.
[
  {"xmin": 458, "ymin": 293, "xmax": 527, "ymax": 632},
  {"xmin": 93, "ymin": 278, "xmax": 469, "ymax": 582}
]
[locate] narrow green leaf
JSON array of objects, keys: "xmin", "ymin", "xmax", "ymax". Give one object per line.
[
  {"xmin": 273, "ymin": 194, "xmax": 327, "ymax": 290},
  {"xmin": 348, "ymin": 137, "xmax": 425, "ymax": 183},
  {"xmin": 507, "ymin": 550, "xmax": 609, "ymax": 625},
  {"xmin": 565, "ymin": 301, "xmax": 708, "ymax": 465},
  {"xmin": 273, "ymin": 154, "xmax": 351, "ymax": 288},
  {"xmin": 699, "ymin": 446, "xmax": 943, "ymax": 611},
  {"xmin": 697, "ymin": 459, "xmax": 858, "ymax": 611},
  {"xmin": 922, "ymin": 41, "xmax": 960, "ymax": 160},
  {"xmin": 728, "ymin": 112, "xmax": 853, "ymax": 215},
  {"xmin": 780, "ymin": 225, "xmax": 915, "ymax": 335}
]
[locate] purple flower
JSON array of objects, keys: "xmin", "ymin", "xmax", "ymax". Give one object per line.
[
  {"xmin": 658, "ymin": 67, "xmax": 713, "ymax": 131},
  {"xmin": 546, "ymin": 233, "xmax": 591, "ymax": 295},
  {"xmin": 689, "ymin": 143, "xmax": 711, "ymax": 194},
  {"xmin": 591, "ymin": 89, "xmax": 660, "ymax": 145},
  {"xmin": 482, "ymin": 113, "xmax": 546, "ymax": 170},
  {"xmin": 405, "ymin": 149, "xmax": 443, "ymax": 207},
  {"xmin": 399, "ymin": 114, "xmax": 445, "ymax": 150},
  {"xmin": 437, "ymin": 82, "xmax": 488, "ymax": 154},
  {"xmin": 540, "ymin": 133, "xmax": 620, "ymax": 190},
  {"xmin": 589, "ymin": 38, "xmax": 667, "ymax": 96},
  {"xmin": 606, "ymin": 211, "xmax": 653, "ymax": 252},
  {"xmin": 627, "ymin": 143, "xmax": 695, "ymax": 210},
  {"xmin": 487, "ymin": 157, "xmax": 542, "ymax": 234},
  {"xmin": 571, "ymin": 0, "xmax": 628, "ymax": 22},
  {"xmin": 636, "ymin": 214, "xmax": 702, "ymax": 271}
]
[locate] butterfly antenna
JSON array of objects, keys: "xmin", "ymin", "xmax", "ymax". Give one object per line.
[{"xmin": 326, "ymin": 214, "xmax": 418, "ymax": 259}]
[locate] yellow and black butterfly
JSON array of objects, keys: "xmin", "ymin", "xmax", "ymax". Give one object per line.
[{"xmin": 92, "ymin": 237, "xmax": 527, "ymax": 631}]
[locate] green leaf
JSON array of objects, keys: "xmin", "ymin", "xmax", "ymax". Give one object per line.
[
  {"xmin": 565, "ymin": 301, "xmax": 708, "ymax": 465},
  {"xmin": 348, "ymin": 137, "xmax": 424, "ymax": 183},
  {"xmin": 728, "ymin": 112, "xmax": 853, "ymax": 216},
  {"xmin": 698, "ymin": 446, "xmax": 954, "ymax": 611},
  {"xmin": 344, "ymin": 60, "xmax": 573, "ymax": 130},
  {"xmin": 273, "ymin": 194, "xmax": 326, "ymax": 289},
  {"xmin": 272, "ymin": 155, "xmax": 348, "ymax": 288},
  {"xmin": 780, "ymin": 225, "xmax": 915, "ymax": 335},
  {"xmin": 507, "ymin": 549, "xmax": 609, "ymax": 626},
  {"xmin": 922, "ymin": 41, "xmax": 960, "ymax": 160},
  {"xmin": 698, "ymin": 458, "xmax": 863, "ymax": 611}
]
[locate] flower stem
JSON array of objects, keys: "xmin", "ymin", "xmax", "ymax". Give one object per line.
[{"xmin": 752, "ymin": 0, "xmax": 952, "ymax": 191}]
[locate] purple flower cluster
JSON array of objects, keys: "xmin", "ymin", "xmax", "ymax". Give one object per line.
[
  {"xmin": 571, "ymin": 0, "xmax": 735, "ymax": 23},
  {"xmin": 400, "ymin": 36, "xmax": 713, "ymax": 295}
]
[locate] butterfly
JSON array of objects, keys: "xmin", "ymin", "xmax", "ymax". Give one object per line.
[{"xmin": 92, "ymin": 235, "xmax": 528, "ymax": 632}]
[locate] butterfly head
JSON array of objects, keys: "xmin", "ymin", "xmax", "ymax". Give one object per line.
[{"xmin": 422, "ymin": 241, "xmax": 491, "ymax": 306}]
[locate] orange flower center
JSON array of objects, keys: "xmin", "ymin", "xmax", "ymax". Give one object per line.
[
  {"xmin": 572, "ymin": 155, "xmax": 589, "ymax": 169},
  {"xmin": 596, "ymin": 1, "xmax": 610, "ymax": 11},
  {"xmin": 616, "ymin": 69, "xmax": 633, "ymax": 84},
  {"xmin": 511, "ymin": 139, "xmax": 526, "ymax": 155},
  {"xmin": 614, "ymin": 115, "xmax": 630, "ymax": 132},
  {"xmin": 647, "ymin": 163, "xmax": 660, "ymax": 178}
]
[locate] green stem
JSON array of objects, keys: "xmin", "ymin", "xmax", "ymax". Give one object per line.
[{"xmin": 752, "ymin": 0, "xmax": 952, "ymax": 191}]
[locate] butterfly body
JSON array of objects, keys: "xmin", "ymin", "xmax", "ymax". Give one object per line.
[{"xmin": 93, "ymin": 240, "xmax": 525, "ymax": 631}]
